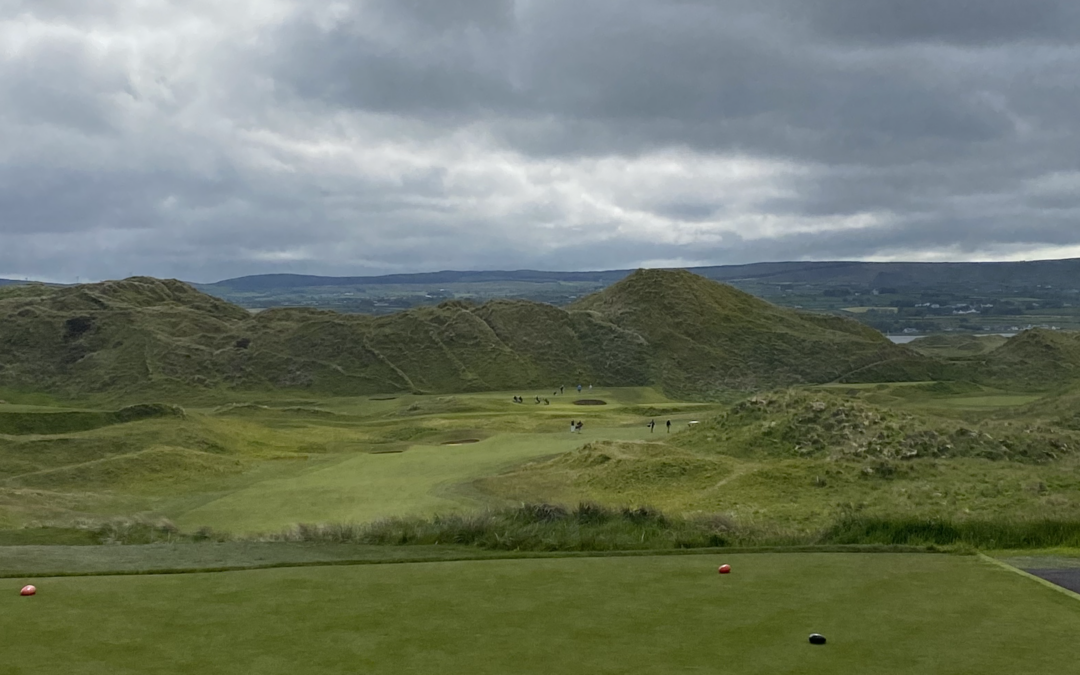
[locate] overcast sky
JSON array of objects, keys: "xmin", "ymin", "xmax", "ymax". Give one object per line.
[{"xmin": 2, "ymin": 0, "xmax": 1079, "ymax": 282}]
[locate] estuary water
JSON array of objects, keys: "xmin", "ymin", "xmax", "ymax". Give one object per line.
[{"xmin": 887, "ymin": 333, "xmax": 1017, "ymax": 344}]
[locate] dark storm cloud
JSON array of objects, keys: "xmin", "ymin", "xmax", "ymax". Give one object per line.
[
  {"xmin": 0, "ymin": 0, "xmax": 1079, "ymax": 282},
  {"xmin": 266, "ymin": 0, "xmax": 1037, "ymax": 162}
]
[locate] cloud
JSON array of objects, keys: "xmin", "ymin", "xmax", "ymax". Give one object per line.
[{"xmin": 0, "ymin": 0, "xmax": 1078, "ymax": 282}]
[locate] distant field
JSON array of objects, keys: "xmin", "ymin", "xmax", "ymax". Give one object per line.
[
  {"xmin": 3, "ymin": 553, "xmax": 1078, "ymax": 674},
  {"xmin": 841, "ymin": 306, "xmax": 898, "ymax": 314}
]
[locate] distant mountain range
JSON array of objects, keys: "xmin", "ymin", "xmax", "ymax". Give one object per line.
[
  {"xmin": 6, "ymin": 258, "xmax": 1080, "ymax": 293},
  {"xmin": 203, "ymin": 258, "xmax": 1080, "ymax": 292}
]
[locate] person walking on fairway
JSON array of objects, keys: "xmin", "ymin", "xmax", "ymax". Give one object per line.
[
  {"xmin": 560, "ymin": 385, "xmax": 565, "ymax": 394},
  {"xmin": 666, "ymin": 420, "xmax": 671, "ymax": 433},
  {"xmin": 648, "ymin": 419, "xmax": 655, "ymax": 433},
  {"xmin": 570, "ymin": 420, "xmax": 576, "ymax": 433},
  {"xmin": 577, "ymin": 384, "xmax": 582, "ymax": 393}
]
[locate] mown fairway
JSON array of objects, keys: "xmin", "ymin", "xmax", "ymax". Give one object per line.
[
  {"xmin": 3, "ymin": 553, "xmax": 1079, "ymax": 674},
  {"xmin": 174, "ymin": 427, "xmax": 658, "ymax": 534}
]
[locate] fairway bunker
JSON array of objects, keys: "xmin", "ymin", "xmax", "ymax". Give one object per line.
[
  {"xmin": 573, "ymin": 399, "xmax": 608, "ymax": 406},
  {"xmin": 441, "ymin": 439, "xmax": 481, "ymax": 446}
]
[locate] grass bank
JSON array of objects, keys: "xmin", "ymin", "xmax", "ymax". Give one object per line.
[{"xmin": 261, "ymin": 504, "xmax": 1080, "ymax": 553}]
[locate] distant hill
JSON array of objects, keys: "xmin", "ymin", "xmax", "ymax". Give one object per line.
[
  {"xmin": 569, "ymin": 269, "xmax": 935, "ymax": 395},
  {"xmin": 201, "ymin": 270, "xmax": 628, "ymax": 292},
  {"xmin": 969, "ymin": 329, "xmax": 1080, "ymax": 389},
  {"xmin": 206, "ymin": 258, "xmax": 1080, "ymax": 292},
  {"xmin": 0, "ymin": 271, "xmax": 929, "ymax": 399},
  {"xmin": 907, "ymin": 334, "xmax": 1010, "ymax": 359}
]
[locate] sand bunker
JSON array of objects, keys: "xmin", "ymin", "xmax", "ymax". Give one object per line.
[
  {"xmin": 441, "ymin": 439, "xmax": 481, "ymax": 446},
  {"xmin": 573, "ymin": 399, "xmax": 608, "ymax": 406}
]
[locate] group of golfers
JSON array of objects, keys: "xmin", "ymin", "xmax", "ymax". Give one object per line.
[{"xmin": 510, "ymin": 386, "xmax": 672, "ymax": 434}]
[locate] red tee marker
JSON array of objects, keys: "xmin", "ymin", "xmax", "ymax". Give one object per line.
[
  {"xmin": 718, "ymin": 564, "xmax": 731, "ymax": 575},
  {"xmin": 20, "ymin": 585, "xmax": 36, "ymax": 596}
]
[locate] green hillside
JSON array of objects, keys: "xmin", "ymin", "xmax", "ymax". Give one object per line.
[
  {"xmin": 907, "ymin": 334, "xmax": 1010, "ymax": 358},
  {"xmin": 679, "ymin": 389, "xmax": 1075, "ymax": 463},
  {"xmin": 570, "ymin": 270, "xmax": 934, "ymax": 396},
  {"xmin": 970, "ymin": 329, "xmax": 1080, "ymax": 389},
  {"xmin": 0, "ymin": 271, "xmax": 930, "ymax": 399},
  {"xmin": 481, "ymin": 387, "xmax": 1080, "ymax": 525}
]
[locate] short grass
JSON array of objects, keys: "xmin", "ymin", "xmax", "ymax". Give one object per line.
[
  {"xmin": 3, "ymin": 553, "xmax": 1079, "ymax": 674},
  {"xmin": 174, "ymin": 427, "xmax": 658, "ymax": 534}
]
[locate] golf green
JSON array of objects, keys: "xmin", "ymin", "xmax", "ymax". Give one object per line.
[{"xmin": 3, "ymin": 553, "xmax": 1078, "ymax": 674}]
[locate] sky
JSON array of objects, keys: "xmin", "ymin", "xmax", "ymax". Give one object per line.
[{"xmin": 1, "ymin": 0, "xmax": 1079, "ymax": 283}]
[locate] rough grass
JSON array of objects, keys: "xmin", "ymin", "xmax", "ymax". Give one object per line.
[
  {"xmin": 480, "ymin": 388, "xmax": 1080, "ymax": 528},
  {"xmin": 907, "ymin": 334, "xmax": 1009, "ymax": 358},
  {"xmin": 680, "ymin": 388, "xmax": 1078, "ymax": 463},
  {"xmin": 823, "ymin": 515, "xmax": 1080, "ymax": 549},
  {"xmin": 266, "ymin": 501, "xmax": 1080, "ymax": 553},
  {"xmin": 0, "ymin": 403, "xmax": 184, "ymax": 435},
  {"xmin": 274, "ymin": 502, "xmax": 754, "ymax": 551}
]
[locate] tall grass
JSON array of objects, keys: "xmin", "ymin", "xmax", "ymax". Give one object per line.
[
  {"xmin": 823, "ymin": 515, "xmax": 1080, "ymax": 549},
  {"xmin": 273, "ymin": 502, "xmax": 801, "ymax": 551},
  {"xmin": 270, "ymin": 505, "xmax": 1080, "ymax": 552}
]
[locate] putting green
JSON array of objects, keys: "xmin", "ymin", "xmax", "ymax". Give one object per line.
[
  {"xmin": 3, "ymin": 553, "xmax": 1078, "ymax": 674},
  {"xmin": 175, "ymin": 427, "xmax": 655, "ymax": 534}
]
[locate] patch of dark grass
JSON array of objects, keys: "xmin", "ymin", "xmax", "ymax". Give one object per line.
[
  {"xmin": 271, "ymin": 504, "xmax": 792, "ymax": 552},
  {"xmin": 0, "ymin": 403, "xmax": 184, "ymax": 435},
  {"xmin": 268, "ymin": 506, "xmax": 1080, "ymax": 553},
  {"xmin": 821, "ymin": 515, "xmax": 1080, "ymax": 549}
]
